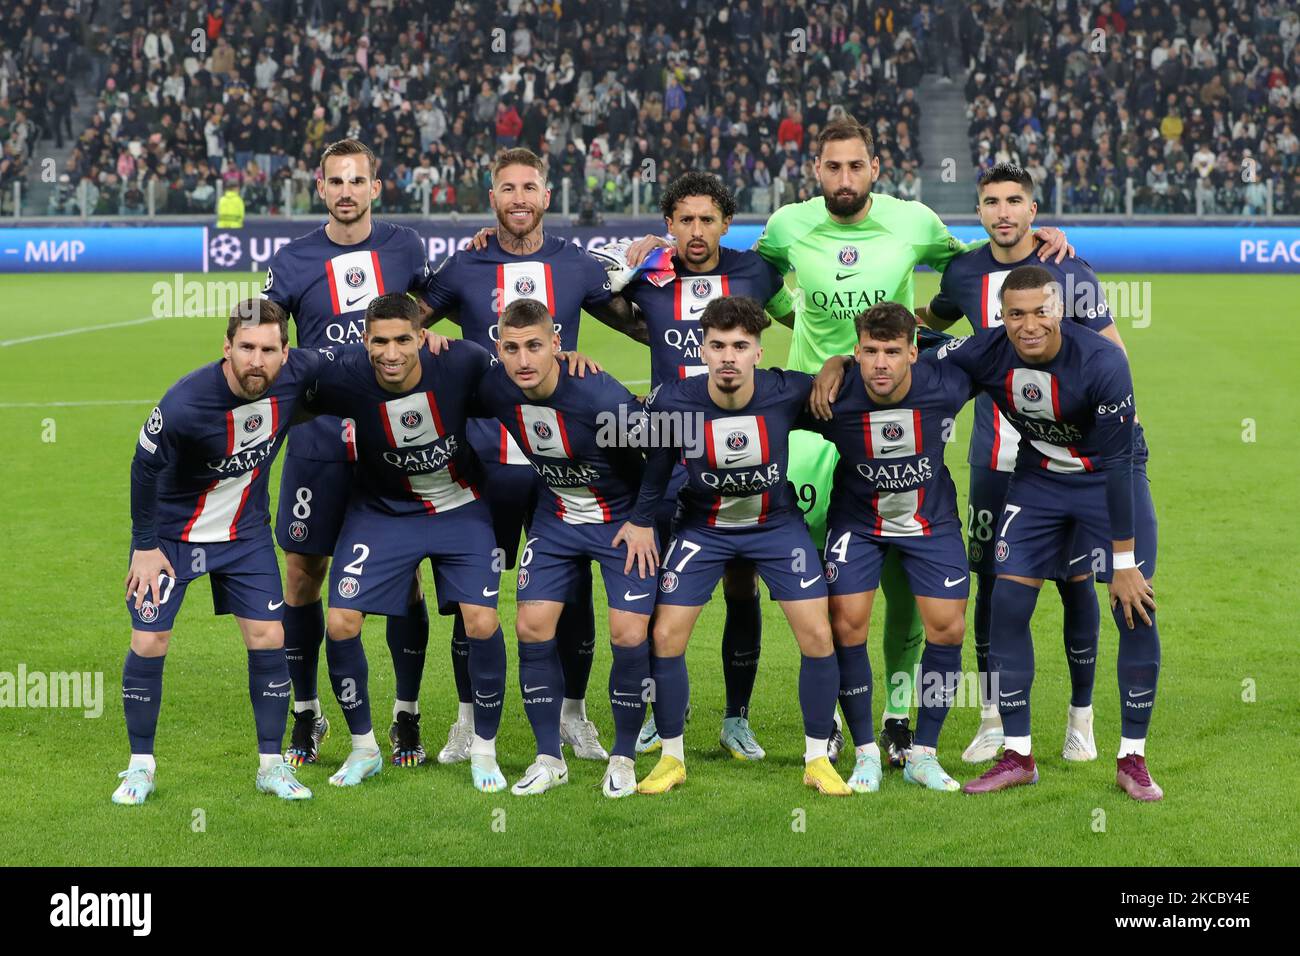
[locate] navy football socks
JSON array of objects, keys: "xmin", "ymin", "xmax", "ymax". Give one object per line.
[
  {"xmin": 609, "ymin": 642, "xmax": 650, "ymax": 758},
  {"xmin": 122, "ymin": 650, "xmax": 165, "ymax": 754},
  {"xmin": 467, "ymin": 626, "xmax": 507, "ymax": 741},
  {"xmin": 1114, "ymin": 604, "xmax": 1161, "ymax": 739},
  {"xmin": 282, "ymin": 599, "xmax": 324, "ymax": 705},
  {"xmin": 518, "ymin": 638, "xmax": 564, "ymax": 758},
  {"xmin": 649, "ymin": 653, "xmax": 689, "ymax": 739},
  {"xmin": 914, "ymin": 642, "xmax": 963, "ymax": 749},
  {"xmin": 247, "ymin": 647, "xmax": 290, "ymax": 754},
  {"xmin": 989, "ymin": 578, "xmax": 1040, "ymax": 737},
  {"xmin": 385, "ymin": 595, "xmax": 429, "ymax": 704},
  {"xmin": 325, "ymin": 635, "xmax": 372, "ymax": 736},
  {"xmin": 835, "ymin": 643, "xmax": 874, "ymax": 745},
  {"xmin": 798, "ymin": 652, "xmax": 839, "ymax": 740},
  {"xmin": 1058, "ymin": 577, "xmax": 1100, "ymax": 708},
  {"xmin": 722, "ymin": 591, "xmax": 762, "ymax": 719}
]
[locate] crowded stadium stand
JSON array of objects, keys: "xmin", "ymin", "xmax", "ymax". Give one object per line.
[{"xmin": 0, "ymin": 0, "xmax": 1294, "ymax": 218}]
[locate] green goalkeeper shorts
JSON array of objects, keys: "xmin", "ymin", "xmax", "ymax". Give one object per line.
[{"xmin": 787, "ymin": 429, "xmax": 838, "ymax": 551}]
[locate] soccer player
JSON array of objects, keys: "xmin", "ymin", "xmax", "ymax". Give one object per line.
[
  {"xmin": 473, "ymin": 299, "xmax": 660, "ymax": 797},
  {"xmin": 421, "ymin": 147, "xmax": 641, "ymax": 765},
  {"xmin": 262, "ymin": 139, "xmax": 436, "ymax": 770},
  {"xmin": 916, "ymin": 162, "xmax": 1130, "ymax": 764},
  {"xmin": 804, "ymin": 302, "xmax": 976, "ymax": 793},
  {"xmin": 930, "ymin": 267, "xmax": 1162, "ymax": 801},
  {"xmin": 629, "ymin": 118, "xmax": 1070, "ymax": 768},
  {"xmin": 302, "ymin": 293, "xmax": 509, "ymax": 791},
  {"xmin": 618, "ymin": 171, "xmax": 797, "ymax": 761},
  {"xmin": 631, "ymin": 297, "xmax": 850, "ymax": 797},
  {"xmin": 115, "ymin": 300, "xmax": 321, "ymax": 804}
]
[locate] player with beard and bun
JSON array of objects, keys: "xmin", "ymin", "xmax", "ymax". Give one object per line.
[
  {"xmin": 749, "ymin": 118, "xmax": 1073, "ymax": 770},
  {"xmin": 613, "ymin": 172, "xmax": 795, "ymax": 762},
  {"xmin": 916, "ymin": 163, "xmax": 1131, "ymax": 766},
  {"xmin": 420, "ymin": 148, "xmax": 644, "ymax": 767},
  {"xmin": 261, "ymin": 139, "xmax": 438, "ymax": 772}
]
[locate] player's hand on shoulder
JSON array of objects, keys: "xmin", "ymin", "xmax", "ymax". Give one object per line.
[
  {"xmin": 624, "ymin": 234, "xmax": 671, "ymax": 267},
  {"xmin": 1108, "ymin": 567, "xmax": 1156, "ymax": 629},
  {"xmin": 811, "ymin": 354, "xmax": 850, "ymax": 420},
  {"xmin": 559, "ymin": 350, "xmax": 602, "ymax": 377},
  {"xmin": 424, "ymin": 330, "xmax": 453, "ymax": 354},
  {"xmin": 613, "ymin": 522, "xmax": 659, "ymax": 579},
  {"xmin": 125, "ymin": 548, "xmax": 176, "ymax": 610},
  {"xmin": 471, "ymin": 226, "xmax": 495, "ymax": 250},
  {"xmin": 1033, "ymin": 226, "xmax": 1075, "ymax": 264}
]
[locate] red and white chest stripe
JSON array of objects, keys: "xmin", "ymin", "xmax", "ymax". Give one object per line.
[
  {"xmin": 703, "ymin": 415, "xmax": 771, "ymax": 528},
  {"xmin": 182, "ymin": 397, "xmax": 279, "ymax": 542},
  {"xmin": 380, "ymin": 391, "xmax": 478, "ymax": 512}
]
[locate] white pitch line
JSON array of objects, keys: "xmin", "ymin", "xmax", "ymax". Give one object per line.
[
  {"xmin": 623, "ymin": 378, "xmax": 650, "ymax": 385},
  {"xmin": 0, "ymin": 399, "xmax": 156, "ymax": 408},
  {"xmin": 0, "ymin": 314, "xmax": 178, "ymax": 347}
]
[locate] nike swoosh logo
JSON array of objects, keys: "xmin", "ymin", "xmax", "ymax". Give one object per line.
[
  {"xmin": 523, "ymin": 685, "xmax": 547, "ymax": 694},
  {"xmin": 1069, "ymin": 554, "xmax": 1090, "ymax": 565},
  {"xmin": 623, "ymin": 591, "xmax": 649, "ymax": 601},
  {"xmin": 612, "ymin": 690, "xmax": 638, "ymax": 697},
  {"xmin": 1127, "ymin": 689, "xmax": 1153, "ymax": 698},
  {"xmin": 723, "ymin": 454, "xmax": 747, "ymax": 464},
  {"xmin": 689, "ymin": 305, "xmax": 706, "ymax": 314},
  {"xmin": 534, "ymin": 444, "xmax": 555, "ymax": 453},
  {"xmin": 238, "ymin": 436, "xmax": 262, "ymax": 449},
  {"xmin": 267, "ymin": 599, "xmax": 285, "ymax": 610},
  {"xmin": 122, "ymin": 687, "xmax": 149, "ymax": 692},
  {"xmin": 475, "ymin": 691, "xmax": 499, "ymax": 700},
  {"xmin": 733, "ymin": 650, "xmax": 759, "ymax": 658},
  {"xmin": 483, "ymin": 587, "xmax": 499, "ymax": 597},
  {"xmin": 879, "ymin": 444, "xmax": 906, "ymax": 454},
  {"xmin": 269, "ymin": 679, "xmax": 291, "ymax": 688},
  {"xmin": 402, "ymin": 435, "xmax": 421, "ymax": 443},
  {"xmin": 1068, "ymin": 646, "xmax": 1091, "ymax": 654},
  {"xmin": 345, "ymin": 293, "xmax": 368, "ymax": 307},
  {"xmin": 944, "ymin": 576, "xmax": 967, "ymax": 587},
  {"xmin": 835, "ymin": 272, "xmax": 858, "ymax": 281},
  {"xmin": 999, "ymin": 690, "xmax": 1021, "ymax": 698},
  {"xmin": 800, "ymin": 576, "xmax": 821, "ymax": 588}
]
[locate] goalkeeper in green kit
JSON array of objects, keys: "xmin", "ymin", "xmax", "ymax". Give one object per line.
[{"xmin": 626, "ymin": 117, "xmax": 1071, "ymax": 766}]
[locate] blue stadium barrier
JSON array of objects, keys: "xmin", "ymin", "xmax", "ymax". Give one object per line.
[{"xmin": 1, "ymin": 221, "xmax": 1297, "ymax": 273}]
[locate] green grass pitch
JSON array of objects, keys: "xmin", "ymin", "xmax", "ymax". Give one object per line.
[{"xmin": 1, "ymin": 271, "xmax": 1296, "ymax": 866}]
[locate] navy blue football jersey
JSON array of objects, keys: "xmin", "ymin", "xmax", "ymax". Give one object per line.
[
  {"xmin": 473, "ymin": 364, "xmax": 654, "ymax": 526},
  {"xmin": 637, "ymin": 368, "xmax": 814, "ymax": 529},
  {"xmin": 420, "ymin": 234, "xmax": 613, "ymax": 351},
  {"xmin": 307, "ymin": 342, "xmax": 493, "ymax": 517},
  {"xmin": 262, "ymin": 221, "xmax": 430, "ymax": 461},
  {"xmin": 624, "ymin": 247, "xmax": 787, "ymax": 386},
  {"xmin": 933, "ymin": 323, "xmax": 1144, "ymax": 539},
  {"xmin": 800, "ymin": 356, "xmax": 975, "ymax": 535},
  {"xmin": 928, "ymin": 246, "xmax": 1114, "ymax": 472},
  {"xmin": 130, "ymin": 349, "xmax": 323, "ymax": 548}
]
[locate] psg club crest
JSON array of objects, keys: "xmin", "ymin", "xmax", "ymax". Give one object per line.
[
  {"xmin": 838, "ymin": 245, "xmax": 859, "ymax": 267},
  {"xmin": 970, "ymin": 541, "xmax": 983, "ymax": 563},
  {"xmin": 401, "ymin": 410, "xmax": 423, "ymax": 430},
  {"xmin": 532, "ymin": 420, "xmax": 553, "ymax": 440},
  {"xmin": 659, "ymin": 571, "xmax": 679, "ymax": 593},
  {"xmin": 1021, "ymin": 382, "xmax": 1043, "ymax": 402},
  {"xmin": 823, "ymin": 561, "xmax": 839, "ymax": 583},
  {"xmin": 880, "ymin": 421, "xmax": 904, "ymax": 442},
  {"xmin": 288, "ymin": 520, "xmax": 309, "ymax": 542},
  {"xmin": 345, "ymin": 266, "xmax": 366, "ymax": 288},
  {"xmin": 138, "ymin": 602, "xmax": 158, "ymax": 624},
  {"xmin": 243, "ymin": 414, "xmax": 263, "ymax": 433},
  {"xmin": 514, "ymin": 276, "xmax": 536, "ymax": 296},
  {"xmin": 337, "ymin": 576, "xmax": 360, "ymax": 599},
  {"xmin": 995, "ymin": 540, "xmax": 1010, "ymax": 563},
  {"xmin": 517, "ymin": 568, "xmax": 530, "ymax": 589},
  {"xmin": 690, "ymin": 277, "xmax": 713, "ymax": 299},
  {"xmin": 726, "ymin": 431, "xmax": 748, "ymax": 451}
]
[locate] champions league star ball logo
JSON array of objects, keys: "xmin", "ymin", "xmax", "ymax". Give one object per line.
[
  {"xmin": 337, "ymin": 576, "xmax": 360, "ymax": 599},
  {"xmin": 288, "ymin": 520, "xmax": 309, "ymax": 542},
  {"xmin": 514, "ymin": 276, "xmax": 536, "ymax": 296},
  {"xmin": 659, "ymin": 571, "xmax": 679, "ymax": 593},
  {"xmin": 823, "ymin": 561, "xmax": 839, "ymax": 583},
  {"xmin": 838, "ymin": 245, "xmax": 859, "ymax": 267},
  {"xmin": 345, "ymin": 266, "xmax": 367, "ymax": 288},
  {"xmin": 400, "ymin": 410, "xmax": 423, "ymax": 430},
  {"xmin": 726, "ymin": 431, "xmax": 748, "ymax": 451},
  {"xmin": 532, "ymin": 420, "xmax": 553, "ymax": 440},
  {"xmin": 1021, "ymin": 382, "xmax": 1043, "ymax": 402},
  {"xmin": 243, "ymin": 414, "xmax": 263, "ymax": 433},
  {"xmin": 690, "ymin": 278, "xmax": 713, "ymax": 299},
  {"xmin": 880, "ymin": 421, "xmax": 904, "ymax": 442},
  {"xmin": 209, "ymin": 233, "xmax": 242, "ymax": 268}
]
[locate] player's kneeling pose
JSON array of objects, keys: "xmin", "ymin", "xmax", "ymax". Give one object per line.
[
  {"xmin": 632, "ymin": 297, "xmax": 850, "ymax": 796},
  {"xmin": 116, "ymin": 300, "xmax": 322, "ymax": 805}
]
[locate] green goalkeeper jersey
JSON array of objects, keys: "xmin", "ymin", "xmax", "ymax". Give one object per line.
[{"xmin": 756, "ymin": 193, "xmax": 974, "ymax": 372}]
